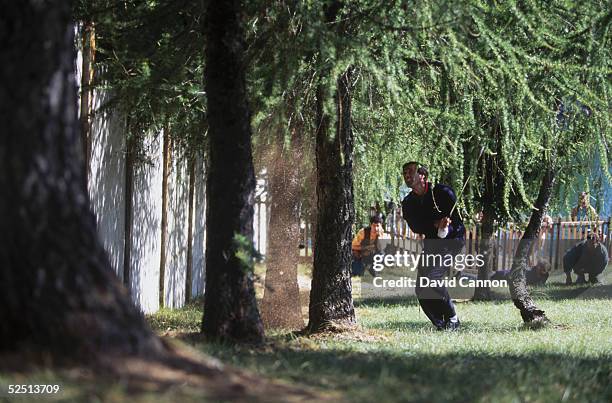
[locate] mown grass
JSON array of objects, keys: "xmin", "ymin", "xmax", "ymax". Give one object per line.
[
  {"xmin": 201, "ymin": 299, "xmax": 610, "ymax": 402},
  {"xmin": 1, "ymin": 272, "xmax": 610, "ymax": 402},
  {"xmin": 147, "ymin": 297, "xmax": 204, "ymax": 334},
  {"xmin": 144, "ymin": 271, "xmax": 612, "ymax": 403}
]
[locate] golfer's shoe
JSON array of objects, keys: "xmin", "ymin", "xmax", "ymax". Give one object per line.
[
  {"xmin": 446, "ymin": 319, "xmax": 461, "ymax": 331},
  {"xmin": 589, "ymin": 275, "xmax": 601, "ymax": 284},
  {"xmin": 437, "ymin": 319, "xmax": 461, "ymax": 331},
  {"xmin": 576, "ymin": 274, "xmax": 587, "ymax": 285},
  {"xmin": 565, "ymin": 275, "xmax": 572, "ymax": 285}
]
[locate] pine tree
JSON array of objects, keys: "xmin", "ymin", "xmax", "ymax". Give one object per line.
[
  {"xmin": 201, "ymin": 0, "xmax": 265, "ymax": 343},
  {"xmin": 0, "ymin": 0, "xmax": 164, "ymax": 359}
]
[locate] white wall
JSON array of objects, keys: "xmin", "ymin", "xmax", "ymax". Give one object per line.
[
  {"xmin": 191, "ymin": 154, "xmax": 207, "ymax": 298},
  {"xmin": 76, "ymin": 28, "xmax": 213, "ymax": 313},
  {"xmin": 165, "ymin": 150, "xmax": 189, "ymax": 308},
  {"xmin": 129, "ymin": 134, "xmax": 163, "ymax": 313},
  {"xmin": 88, "ymin": 90, "xmax": 126, "ymax": 280}
]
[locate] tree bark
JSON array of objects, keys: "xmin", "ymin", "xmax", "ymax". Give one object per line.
[
  {"xmin": 123, "ymin": 127, "xmax": 135, "ymax": 288},
  {"xmin": 508, "ymin": 165, "xmax": 555, "ymax": 323},
  {"xmin": 473, "ymin": 212, "xmax": 496, "ymax": 300},
  {"xmin": 0, "ymin": 0, "xmax": 163, "ymax": 358},
  {"xmin": 473, "ymin": 139, "xmax": 501, "ymax": 300},
  {"xmin": 79, "ymin": 19, "xmax": 95, "ymax": 183},
  {"xmin": 185, "ymin": 155, "xmax": 196, "ymax": 304},
  {"xmin": 159, "ymin": 126, "xmax": 172, "ymax": 308},
  {"xmin": 261, "ymin": 141, "xmax": 304, "ymax": 330},
  {"xmin": 307, "ymin": 69, "xmax": 356, "ymax": 332},
  {"xmin": 473, "ymin": 117, "xmax": 505, "ymax": 301},
  {"xmin": 201, "ymin": 0, "xmax": 265, "ymax": 343}
]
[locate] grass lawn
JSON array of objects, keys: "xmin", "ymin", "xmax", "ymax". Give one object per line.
[
  {"xmin": 1, "ymin": 271, "xmax": 610, "ymax": 402},
  {"xmin": 149, "ymin": 270, "xmax": 612, "ymax": 403}
]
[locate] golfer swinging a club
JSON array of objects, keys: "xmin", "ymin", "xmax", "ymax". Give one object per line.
[{"xmin": 401, "ymin": 162, "xmax": 465, "ymax": 330}]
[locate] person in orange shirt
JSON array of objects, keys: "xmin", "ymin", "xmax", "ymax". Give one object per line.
[{"xmin": 351, "ymin": 214, "xmax": 384, "ymax": 276}]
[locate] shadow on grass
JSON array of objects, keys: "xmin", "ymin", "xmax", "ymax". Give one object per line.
[
  {"xmin": 199, "ymin": 345, "xmax": 612, "ymax": 403},
  {"xmin": 355, "ymin": 296, "xmax": 421, "ymax": 308},
  {"xmin": 355, "ymin": 282, "xmax": 612, "ymax": 309},
  {"xmin": 365, "ymin": 319, "xmax": 520, "ymax": 333},
  {"xmin": 355, "ymin": 292, "xmax": 510, "ymax": 308},
  {"xmin": 364, "ymin": 320, "xmax": 430, "ymax": 332},
  {"xmin": 530, "ymin": 283, "xmax": 612, "ymax": 301}
]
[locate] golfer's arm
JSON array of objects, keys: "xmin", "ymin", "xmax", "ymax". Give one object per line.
[{"xmin": 436, "ymin": 187, "xmax": 461, "ymax": 232}]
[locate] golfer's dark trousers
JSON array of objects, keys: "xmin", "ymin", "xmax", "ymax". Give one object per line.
[{"xmin": 415, "ymin": 250, "xmax": 457, "ymax": 328}]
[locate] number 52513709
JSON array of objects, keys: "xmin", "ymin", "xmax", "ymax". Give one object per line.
[{"xmin": 7, "ymin": 384, "xmax": 60, "ymax": 394}]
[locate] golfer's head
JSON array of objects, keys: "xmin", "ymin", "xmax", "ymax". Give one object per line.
[{"xmin": 402, "ymin": 161, "xmax": 428, "ymax": 193}]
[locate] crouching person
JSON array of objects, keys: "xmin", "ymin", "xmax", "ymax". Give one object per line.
[
  {"xmin": 491, "ymin": 260, "xmax": 551, "ymax": 286},
  {"xmin": 351, "ymin": 214, "xmax": 384, "ymax": 277},
  {"xmin": 563, "ymin": 232, "xmax": 609, "ymax": 285}
]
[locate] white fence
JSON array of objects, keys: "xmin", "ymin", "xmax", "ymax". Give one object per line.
[{"xmin": 86, "ymin": 97, "xmax": 208, "ymax": 313}]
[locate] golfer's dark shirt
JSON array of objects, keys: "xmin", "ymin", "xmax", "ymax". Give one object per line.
[{"xmin": 401, "ymin": 182, "xmax": 465, "ymax": 252}]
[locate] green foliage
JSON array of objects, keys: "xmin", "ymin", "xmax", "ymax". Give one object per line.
[
  {"xmin": 74, "ymin": 0, "xmax": 207, "ymax": 158},
  {"xmin": 345, "ymin": 0, "xmax": 611, "ymax": 226},
  {"xmin": 75, "ymin": 0, "xmax": 611, "ymax": 227}
]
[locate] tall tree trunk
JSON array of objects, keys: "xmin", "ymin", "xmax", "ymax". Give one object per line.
[
  {"xmin": 473, "ymin": 117, "xmax": 504, "ymax": 301},
  {"xmin": 261, "ymin": 141, "xmax": 304, "ymax": 330},
  {"xmin": 185, "ymin": 155, "xmax": 196, "ymax": 304},
  {"xmin": 473, "ymin": 142, "xmax": 499, "ymax": 300},
  {"xmin": 201, "ymin": 0, "xmax": 264, "ymax": 343},
  {"xmin": 0, "ymin": 0, "xmax": 162, "ymax": 358},
  {"xmin": 509, "ymin": 165, "xmax": 555, "ymax": 323},
  {"xmin": 307, "ymin": 69, "xmax": 356, "ymax": 332},
  {"xmin": 79, "ymin": 19, "xmax": 95, "ymax": 183},
  {"xmin": 123, "ymin": 128, "xmax": 135, "ymax": 288},
  {"xmin": 159, "ymin": 126, "xmax": 172, "ymax": 308},
  {"xmin": 473, "ymin": 211, "xmax": 496, "ymax": 300}
]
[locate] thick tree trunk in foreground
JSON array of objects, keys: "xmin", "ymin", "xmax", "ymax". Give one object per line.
[
  {"xmin": 201, "ymin": 0, "xmax": 264, "ymax": 343},
  {"xmin": 261, "ymin": 143, "xmax": 304, "ymax": 330},
  {"xmin": 508, "ymin": 166, "xmax": 555, "ymax": 323},
  {"xmin": 0, "ymin": 1, "xmax": 162, "ymax": 358},
  {"xmin": 307, "ymin": 70, "xmax": 356, "ymax": 332}
]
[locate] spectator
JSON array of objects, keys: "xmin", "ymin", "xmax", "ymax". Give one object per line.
[
  {"xmin": 351, "ymin": 214, "xmax": 384, "ymax": 277},
  {"xmin": 563, "ymin": 231, "xmax": 609, "ymax": 285},
  {"xmin": 531, "ymin": 214, "xmax": 553, "ymax": 264},
  {"xmin": 571, "ymin": 192, "xmax": 599, "ymax": 237},
  {"xmin": 490, "ymin": 260, "xmax": 552, "ymax": 286}
]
